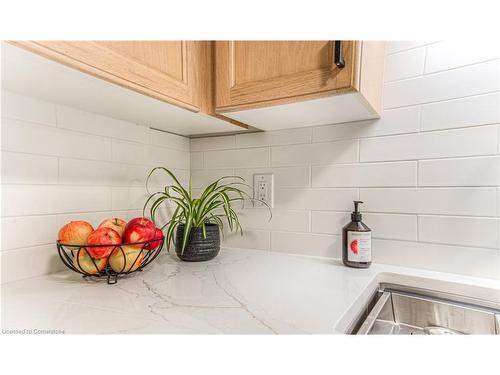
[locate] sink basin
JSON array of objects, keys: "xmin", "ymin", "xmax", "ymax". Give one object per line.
[{"xmin": 347, "ymin": 283, "xmax": 500, "ymax": 335}]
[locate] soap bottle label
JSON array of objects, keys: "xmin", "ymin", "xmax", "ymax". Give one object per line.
[{"xmin": 347, "ymin": 231, "xmax": 371, "ymax": 262}]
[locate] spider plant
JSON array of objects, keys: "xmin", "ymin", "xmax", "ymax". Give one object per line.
[{"xmin": 143, "ymin": 167, "xmax": 271, "ymax": 254}]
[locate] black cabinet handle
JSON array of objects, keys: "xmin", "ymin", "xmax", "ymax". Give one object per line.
[{"xmin": 334, "ymin": 41, "xmax": 345, "ymax": 69}]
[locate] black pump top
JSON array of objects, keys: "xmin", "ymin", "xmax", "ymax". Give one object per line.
[{"xmin": 351, "ymin": 201, "xmax": 363, "ymax": 222}]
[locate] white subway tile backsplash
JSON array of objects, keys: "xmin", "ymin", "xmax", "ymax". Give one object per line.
[
  {"xmin": 59, "ymin": 158, "xmax": 149, "ymax": 187},
  {"xmin": 425, "ymin": 41, "xmax": 500, "ymax": 73},
  {"xmin": 276, "ymin": 189, "xmax": 357, "ymax": 211},
  {"xmin": 312, "ymin": 107, "xmax": 420, "ymax": 142},
  {"xmin": 147, "ymin": 168, "xmax": 190, "ymax": 188},
  {"xmin": 1, "ymin": 93, "xmax": 190, "ymax": 282},
  {"xmin": 235, "ymin": 128, "xmax": 312, "ymax": 148},
  {"xmin": 1, "ymin": 91, "xmax": 56, "ymax": 126},
  {"xmin": 372, "ymin": 239, "xmax": 500, "ymax": 279},
  {"xmin": 57, "ymin": 105, "xmax": 149, "ymax": 144},
  {"xmin": 312, "ymin": 161, "xmax": 416, "ymax": 188},
  {"xmin": 360, "ymin": 125, "xmax": 498, "ymax": 162},
  {"xmin": 191, "ymin": 169, "xmax": 235, "ymax": 189},
  {"xmin": 1, "ymin": 185, "xmax": 111, "ymax": 216},
  {"xmin": 111, "ymin": 187, "xmax": 149, "ymax": 210},
  {"xmin": 1, "ymin": 151, "xmax": 58, "ymax": 184},
  {"xmin": 271, "ymin": 231, "xmax": 340, "ymax": 258},
  {"xmin": 311, "ymin": 211, "xmax": 350, "ymax": 235},
  {"xmin": 149, "ymin": 129, "xmax": 190, "ymax": 151},
  {"xmin": 2, "ymin": 118, "xmax": 112, "ymax": 161},
  {"xmin": 384, "ymin": 48, "xmax": 425, "ymax": 82},
  {"xmin": 190, "ymin": 135, "xmax": 235, "ymax": 151},
  {"xmin": 384, "ymin": 60, "xmax": 500, "ymax": 108},
  {"xmin": 1, "ymin": 245, "xmax": 66, "ymax": 283},
  {"xmin": 418, "ymin": 156, "xmax": 500, "ymax": 187},
  {"xmin": 149, "ymin": 144, "xmax": 186, "ymax": 168},
  {"xmin": 364, "ymin": 213, "xmax": 418, "ymax": 241},
  {"xmin": 112, "ymin": 140, "xmax": 190, "ymax": 169},
  {"xmin": 311, "ymin": 211, "xmax": 417, "ymax": 242},
  {"xmin": 497, "ymin": 188, "xmax": 500, "ymax": 216},
  {"xmin": 421, "ymin": 92, "xmax": 500, "ymax": 131},
  {"xmin": 385, "ymin": 41, "xmax": 434, "ymax": 55},
  {"xmin": 237, "ymin": 209, "xmax": 309, "ymax": 232},
  {"xmin": 418, "ymin": 215, "xmax": 500, "ymax": 249},
  {"xmin": 272, "ymin": 140, "xmax": 358, "ymax": 166},
  {"xmin": 1, "ymin": 216, "xmax": 58, "ymax": 251},
  {"xmin": 223, "ymin": 230, "xmax": 270, "ymax": 250},
  {"xmin": 204, "ymin": 147, "xmax": 269, "ymax": 168},
  {"xmin": 234, "ymin": 166, "xmax": 310, "ymax": 189},
  {"xmin": 190, "ymin": 152, "xmax": 204, "ymax": 169},
  {"xmin": 361, "ymin": 188, "xmax": 497, "ymax": 216}
]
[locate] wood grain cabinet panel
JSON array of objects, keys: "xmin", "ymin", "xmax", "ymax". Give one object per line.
[
  {"xmin": 215, "ymin": 40, "xmax": 357, "ymax": 111},
  {"xmin": 11, "ymin": 40, "xmax": 202, "ymax": 112},
  {"xmin": 215, "ymin": 41, "xmax": 386, "ymax": 131}
]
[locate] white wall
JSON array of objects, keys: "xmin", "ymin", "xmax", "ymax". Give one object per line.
[
  {"xmin": 1, "ymin": 91, "xmax": 190, "ymax": 283},
  {"xmin": 2, "ymin": 41, "xmax": 499, "ymax": 283},
  {"xmin": 191, "ymin": 41, "xmax": 500, "ymax": 279}
]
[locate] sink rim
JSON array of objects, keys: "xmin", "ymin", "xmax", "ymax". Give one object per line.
[{"xmin": 334, "ymin": 272, "xmax": 500, "ymax": 334}]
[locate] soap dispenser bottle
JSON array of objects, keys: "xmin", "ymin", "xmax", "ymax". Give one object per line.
[{"xmin": 342, "ymin": 201, "xmax": 371, "ymax": 268}]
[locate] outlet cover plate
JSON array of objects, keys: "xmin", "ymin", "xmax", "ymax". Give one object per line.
[{"xmin": 253, "ymin": 173, "xmax": 274, "ymax": 208}]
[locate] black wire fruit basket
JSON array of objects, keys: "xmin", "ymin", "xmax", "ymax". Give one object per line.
[{"xmin": 56, "ymin": 236, "xmax": 165, "ymax": 284}]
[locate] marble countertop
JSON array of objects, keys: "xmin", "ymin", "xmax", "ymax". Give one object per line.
[{"xmin": 2, "ymin": 248, "xmax": 500, "ymax": 334}]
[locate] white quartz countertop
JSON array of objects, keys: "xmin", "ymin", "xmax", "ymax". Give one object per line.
[{"xmin": 2, "ymin": 248, "xmax": 500, "ymax": 334}]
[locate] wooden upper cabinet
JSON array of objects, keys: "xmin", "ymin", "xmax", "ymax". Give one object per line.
[
  {"xmin": 214, "ymin": 41, "xmax": 385, "ymax": 131},
  {"xmin": 10, "ymin": 41, "xmax": 205, "ymax": 112},
  {"xmin": 9, "ymin": 40, "xmax": 385, "ymax": 133},
  {"xmin": 215, "ymin": 41, "xmax": 356, "ymax": 110}
]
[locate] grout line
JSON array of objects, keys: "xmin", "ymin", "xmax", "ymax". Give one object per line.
[
  {"xmin": 383, "ymin": 58, "xmax": 499, "ymax": 85},
  {"xmin": 2, "ymin": 115, "xmax": 190, "ymax": 153},
  {"xmin": 423, "ymin": 57, "xmax": 500, "ymax": 77},
  {"xmin": 416, "ymin": 215, "xmax": 420, "ymax": 242},
  {"xmin": 385, "ymin": 42, "xmax": 439, "ymax": 56},
  {"xmin": 383, "ymin": 89, "xmax": 500, "ymax": 111},
  {"xmin": 422, "ymin": 44, "xmax": 428, "ymax": 75},
  {"xmin": 416, "ymin": 159, "xmax": 419, "ymax": 188},
  {"xmin": 497, "ymin": 125, "xmax": 500, "ymax": 155},
  {"xmin": 56, "ymin": 156, "xmax": 61, "ymax": 185},
  {"xmin": 54, "ymin": 104, "xmax": 59, "ymax": 128},
  {"xmin": 384, "ymin": 73, "xmax": 424, "ymax": 85},
  {"xmin": 309, "ymin": 123, "xmax": 500, "ymax": 146},
  {"xmin": 417, "ymin": 104, "xmax": 423, "ymax": 132},
  {"xmin": 357, "ymin": 139, "xmax": 361, "ymax": 162}
]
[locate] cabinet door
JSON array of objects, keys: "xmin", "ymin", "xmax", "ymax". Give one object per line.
[
  {"xmin": 13, "ymin": 41, "xmax": 201, "ymax": 111},
  {"xmin": 215, "ymin": 41, "xmax": 356, "ymax": 111}
]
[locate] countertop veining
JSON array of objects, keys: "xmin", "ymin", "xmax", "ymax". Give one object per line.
[{"xmin": 2, "ymin": 248, "xmax": 499, "ymax": 334}]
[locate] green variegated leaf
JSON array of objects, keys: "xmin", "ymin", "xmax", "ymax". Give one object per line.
[{"xmin": 144, "ymin": 168, "xmax": 271, "ymax": 254}]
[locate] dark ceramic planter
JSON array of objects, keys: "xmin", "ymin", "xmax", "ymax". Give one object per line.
[{"xmin": 175, "ymin": 223, "xmax": 220, "ymax": 261}]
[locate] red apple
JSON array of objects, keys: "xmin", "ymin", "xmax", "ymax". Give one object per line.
[
  {"xmin": 145, "ymin": 228, "xmax": 164, "ymax": 251},
  {"xmin": 108, "ymin": 246, "xmax": 144, "ymax": 273},
  {"xmin": 98, "ymin": 217, "xmax": 127, "ymax": 237},
  {"xmin": 123, "ymin": 217, "xmax": 155, "ymax": 248},
  {"xmin": 58, "ymin": 221, "xmax": 94, "ymax": 248},
  {"xmin": 73, "ymin": 248, "xmax": 107, "ymax": 274},
  {"xmin": 86, "ymin": 227, "xmax": 122, "ymax": 259}
]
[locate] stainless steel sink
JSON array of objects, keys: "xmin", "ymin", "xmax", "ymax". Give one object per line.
[{"xmin": 348, "ymin": 283, "xmax": 500, "ymax": 335}]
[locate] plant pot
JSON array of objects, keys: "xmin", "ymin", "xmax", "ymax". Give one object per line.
[{"xmin": 175, "ymin": 223, "xmax": 220, "ymax": 261}]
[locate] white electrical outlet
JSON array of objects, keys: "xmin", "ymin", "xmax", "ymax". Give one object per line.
[{"xmin": 253, "ymin": 173, "xmax": 274, "ymax": 208}]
